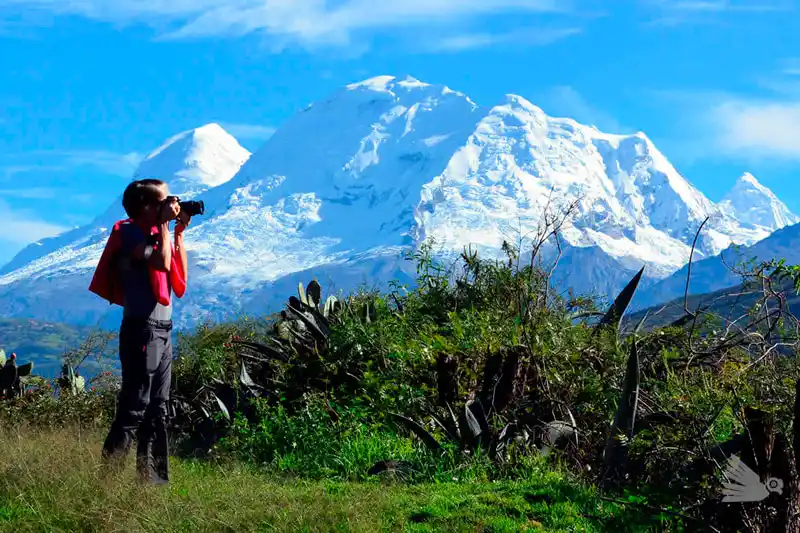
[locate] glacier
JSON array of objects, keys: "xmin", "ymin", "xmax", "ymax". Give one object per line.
[{"xmin": 0, "ymin": 75, "xmax": 796, "ymax": 330}]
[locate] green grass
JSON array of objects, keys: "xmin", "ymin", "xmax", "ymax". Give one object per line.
[{"xmin": 0, "ymin": 427, "xmax": 679, "ymax": 532}]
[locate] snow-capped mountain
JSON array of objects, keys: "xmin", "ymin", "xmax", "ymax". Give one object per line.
[
  {"xmin": 0, "ymin": 124, "xmax": 250, "ymax": 277},
  {"xmin": 0, "ymin": 75, "xmax": 795, "ymax": 329},
  {"xmin": 718, "ymin": 173, "xmax": 799, "ymax": 233},
  {"xmin": 134, "ymin": 123, "xmax": 251, "ymax": 196}
]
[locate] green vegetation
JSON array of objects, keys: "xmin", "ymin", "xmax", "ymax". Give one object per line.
[
  {"xmin": 0, "ymin": 427, "xmax": 668, "ymax": 532},
  {"xmin": 3, "ymin": 236, "xmax": 800, "ymax": 531}
]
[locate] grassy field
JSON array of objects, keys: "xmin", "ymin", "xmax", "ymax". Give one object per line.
[{"xmin": 0, "ymin": 428, "xmax": 679, "ymax": 532}]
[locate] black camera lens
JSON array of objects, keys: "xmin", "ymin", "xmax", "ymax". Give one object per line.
[{"xmin": 178, "ymin": 200, "xmax": 205, "ymax": 217}]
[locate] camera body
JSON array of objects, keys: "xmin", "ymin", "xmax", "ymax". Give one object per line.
[{"xmin": 179, "ymin": 200, "xmax": 205, "ymax": 217}]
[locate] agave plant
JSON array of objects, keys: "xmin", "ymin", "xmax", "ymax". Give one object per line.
[
  {"xmin": 371, "ymin": 344, "xmax": 578, "ymax": 476},
  {"xmin": 57, "ymin": 363, "xmax": 85, "ymax": 396},
  {"xmin": 230, "ymin": 279, "xmax": 359, "ymax": 402},
  {"xmin": 171, "ymin": 280, "xmax": 354, "ymax": 456},
  {"xmin": 0, "ymin": 351, "xmax": 35, "ymax": 399}
]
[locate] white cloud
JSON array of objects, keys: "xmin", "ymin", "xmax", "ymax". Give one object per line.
[
  {"xmin": 647, "ymin": 85, "xmax": 800, "ymax": 163},
  {"xmin": 221, "ymin": 123, "xmax": 276, "ymax": 141},
  {"xmin": 781, "ymin": 58, "xmax": 800, "ymax": 77},
  {"xmin": 0, "ymin": 187, "xmax": 57, "ymax": 199},
  {"xmin": 432, "ymin": 27, "xmax": 581, "ymax": 52},
  {"xmin": 60, "ymin": 150, "xmax": 143, "ymax": 176},
  {"xmin": 0, "ymin": 150, "xmax": 142, "ymax": 178},
  {"xmin": 0, "ymin": 0, "xmax": 577, "ymax": 49},
  {"xmin": 642, "ymin": 0, "xmax": 792, "ymax": 25},
  {"xmin": 0, "ymin": 199, "xmax": 68, "ymax": 246},
  {"xmin": 708, "ymin": 99, "xmax": 800, "ymax": 160}
]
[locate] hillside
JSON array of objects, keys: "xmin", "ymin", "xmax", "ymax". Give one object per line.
[
  {"xmin": 0, "ymin": 318, "xmax": 116, "ymax": 377},
  {"xmin": 636, "ymin": 221, "xmax": 800, "ymax": 311}
]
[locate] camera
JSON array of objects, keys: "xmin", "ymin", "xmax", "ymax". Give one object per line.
[
  {"xmin": 179, "ymin": 200, "xmax": 205, "ymax": 217},
  {"xmin": 165, "ymin": 196, "xmax": 205, "ymax": 218}
]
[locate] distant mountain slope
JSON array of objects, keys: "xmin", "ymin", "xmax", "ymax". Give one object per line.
[
  {"xmin": 635, "ymin": 221, "xmax": 800, "ymax": 311},
  {"xmin": 627, "ymin": 275, "xmax": 800, "ymax": 334},
  {"xmin": 0, "ymin": 318, "xmax": 116, "ymax": 378},
  {"xmin": 0, "ymin": 75, "xmax": 795, "ymax": 329}
]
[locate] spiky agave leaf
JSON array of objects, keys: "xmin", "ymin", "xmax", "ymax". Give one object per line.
[
  {"xmin": 323, "ymin": 295, "xmax": 338, "ymax": 318},
  {"xmin": 602, "ymin": 337, "xmax": 640, "ymax": 479},
  {"xmin": 233, "ymin": 340, "xmax": 291, "ymax": 363},
  {"xmin": 239, "ymin": 361, "xmax": 261, "ymax": 397},
  {"xmin": 297, "ymin": 282, "xmax": 309, "ymax": 306},
  {"xmin": 430, "ymin": 413, "xmax": 459, "ymax": 444},
  {"xmin": 494, "ymin": 347, "xmax": 522, "ymax": 413},
  {"xmin": 285, "ymin": 304, "xmax": 330, "ymax": 343},
  {"xmin": 495, "ymin": 423, "xmax": 521, "ymax": 460},
  {"xmin": 594, "ymin": 266, "xmax": 645, "ymax": 336},
  {"xmin": 306, "ymin": 280, "xmax": 322, "ymax": 308},
  {"xmin": 74, "ymin": 375, "xmax": 85, "ymax": 393},
  {"xmin": 16, "ymin": 362, "xmax": 33, "ymax": 378},
  {"xmin": 445, "ymin": 401, "xmax": 462, "ymax": 441},
  {"xmin": 539, "ymin": 421, "xmax": 579, "ymax": 457},
  {"xmin": 389, "ymin": 413, "xmax": 443, "ymax": 453},
  {"xmin": 479, "ymin": 351, "xmax": 503, "ymax": 409},
  {"xmin": 212, "ymin": 392, "xmax": 231, "ymax": 421},
  {"xmin": 464, "ymin": 400, "xmax": 485, "ymax": 441}
]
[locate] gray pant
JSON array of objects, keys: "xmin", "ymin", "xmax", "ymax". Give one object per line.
[{"xmin": 102, "ymin": 317, "xmax": 172, "ymax": 484}]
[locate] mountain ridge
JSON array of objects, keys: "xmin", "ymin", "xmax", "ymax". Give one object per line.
[{"xmin": 0, "ymin": 75, "xmax": 796, "ymax": 328}]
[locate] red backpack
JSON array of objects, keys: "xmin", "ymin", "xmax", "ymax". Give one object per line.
[{"xmin": 88, "ymin": 219, "xmax": 186, "ymax": 307}]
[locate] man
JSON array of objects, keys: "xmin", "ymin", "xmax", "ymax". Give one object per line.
[{"xmin": 96, "ymin": 178, "xmax": 190, "ymax": 485}]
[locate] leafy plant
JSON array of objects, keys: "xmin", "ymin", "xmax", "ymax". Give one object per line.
[{"xmin": 0, "ymin": 351, "xmax": 35, "ymax": 399}]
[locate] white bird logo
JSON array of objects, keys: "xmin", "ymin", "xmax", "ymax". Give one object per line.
[{"xmin": 721, "ymin": 454, "xmax": 784, "ymax": 503}]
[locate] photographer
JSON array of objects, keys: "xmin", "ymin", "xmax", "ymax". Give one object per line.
[{"xmin": 94, "ymin": 178, "xmax": 191, "ymax": 485}]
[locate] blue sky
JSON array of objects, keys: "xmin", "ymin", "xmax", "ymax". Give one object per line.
[{"xmin": 1, "ymin": 0, "xmax": 799, "ymax": 266}]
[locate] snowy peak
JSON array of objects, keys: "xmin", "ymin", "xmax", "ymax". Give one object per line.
[
  {"xmin": 134, "ymin": 123, "xmax": 251, "ymax": 198},
  {"xmin": 720, "ymin": 172, "xmax": 799, "ymax": 231},
  {"xmin": 0, "ymin": 123, "xmax": 251, "ymax": 276},
  {"xmin": 2, "ymin": 74, "xmax": 798, "ymax": 329}
]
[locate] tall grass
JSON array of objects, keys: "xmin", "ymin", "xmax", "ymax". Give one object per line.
[{"xmin": 0, "ymin": 426, "xmax": 675, "ymax": 532}]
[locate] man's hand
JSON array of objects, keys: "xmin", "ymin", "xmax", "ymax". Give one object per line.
[{"xmin": 176, "ymin": 211, "xmax": 192, "ymax": 235}]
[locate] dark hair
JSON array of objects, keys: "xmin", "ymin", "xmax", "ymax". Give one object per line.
[{"xmin": 122, "ymin": 179, "xmax": 166, "ymax": 218}]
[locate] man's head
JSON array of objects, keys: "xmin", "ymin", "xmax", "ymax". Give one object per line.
[{"xmin": 122, "ymin": 179, "xmax": 170, "ymax": 224}]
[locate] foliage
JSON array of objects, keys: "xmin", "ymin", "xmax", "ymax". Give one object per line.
[
  {"xmin": 1, "ymin": 427, "xmax": 682, "ymax": 533},
  {"xmin": 4, "ymin": 220, "xmax": 800, "ymax": 529}
]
